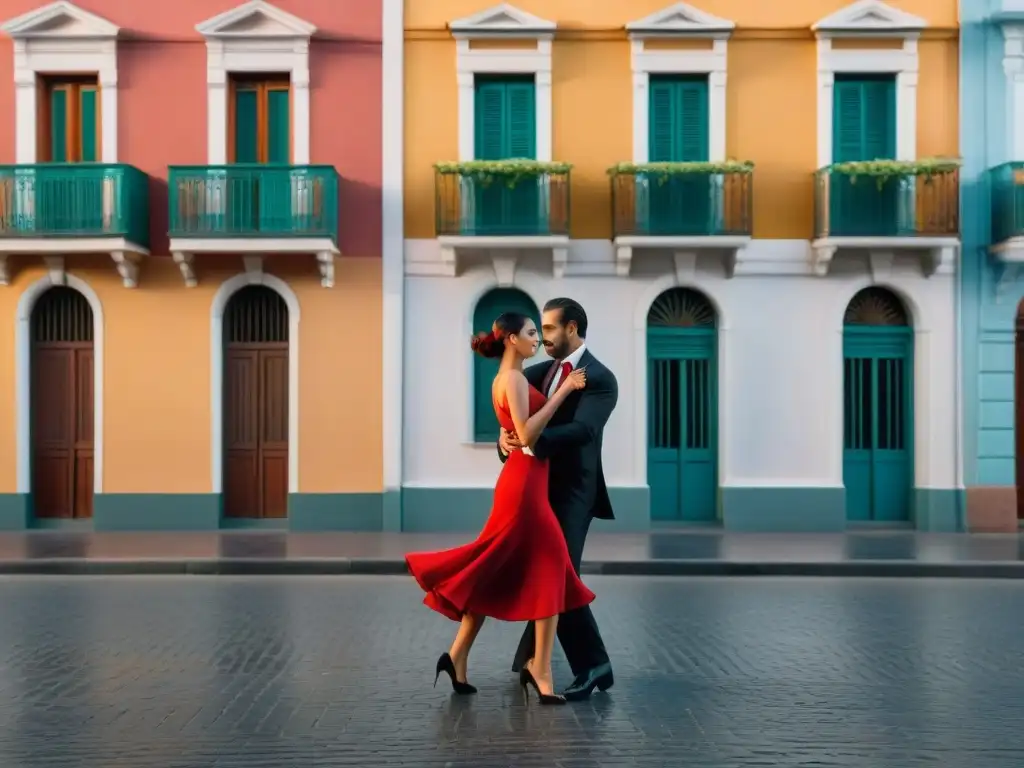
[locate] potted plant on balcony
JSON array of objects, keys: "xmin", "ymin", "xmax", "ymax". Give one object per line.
[
  {"xmin": 823, "ymin": 157, "xmax": 961, "ymax": 238},
  {"xmin": 607, "ymin": 160, "xmax": 755, "ymax": 237},
  {"xmin": 434, "ymin": 160, "xmax": 573, "ymax": 236}
]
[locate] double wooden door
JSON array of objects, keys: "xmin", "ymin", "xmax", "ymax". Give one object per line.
[
  {"xmin": 31, "ymin": 287, "xmax": 94, "ymax": 519},
  {"xmin": 223, "ymin": 286, "xmax": 289, "ymax": 518}
]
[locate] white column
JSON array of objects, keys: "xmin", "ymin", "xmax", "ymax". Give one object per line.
[
  {"xmin": 99, "ymin": 73, "xmax": 118, "ymax": 163},
  {"xmin": 1004, "ymin": 27, "xmax": 1024, "ymax": 159},
  {"xmin": 632, "ymin": 69, "xmax": 648, "ymax": 163},
  {"xmin": 895, "ymin": 71, "xmax": 918, "ymax": 161},
  {"xmin": 292, "ymin": 63, "xmax": 311, "ymax": 164},
  {"xmin": 708, "ymin": 67, "xmax": 727, "ymax": 162},
  {"xmin": 206, "ymin": 42, "xmax": 227, "ymax": 164},
  {"xmin": 535, "ymin": 41, "xmax": 553, "ymax": 162},
  {"xmin": 457, "ymin": 69, "xmax": 474, "ymax": 161},
  {"xmin": 13, "ymin": 80, "xmax": 35, "ymax": 164},
  {"xmin": 816, "ymin": 65, "xmax": 834, "ymax": 167}
]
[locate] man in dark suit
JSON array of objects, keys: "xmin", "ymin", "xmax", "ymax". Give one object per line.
[{"xmin": 497, "ymin": 297, "xmax": 616, "ymax": 701}]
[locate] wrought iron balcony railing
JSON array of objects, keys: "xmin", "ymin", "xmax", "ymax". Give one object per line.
[
  {"xmin": 813, "ymin": 166, "xmax": 959, "ymax": 239},
  {"xmin": 611, "ymin": 168, "xmax": 752, "ymax": 238},
  {"xmin": 0, "ymin": 163, "xmax": 150, "ymax": 246},
  {"xmin": 168, "ymin": 164, "xmax": 338, "ymax": 243},
  {"xmin": 434, "ymin": 169, "xmax": 570, "ymax": 237}
]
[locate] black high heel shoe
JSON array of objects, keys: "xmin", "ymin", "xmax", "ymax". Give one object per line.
[
  {"xmin": 519, "ymin": 668, "xmax": 566, "ymax": 705},
  {"xmin": 434, "ymin": 653, "xmax": 477, "ymax": 695}
]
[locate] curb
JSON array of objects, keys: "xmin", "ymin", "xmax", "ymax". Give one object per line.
[{"xmin": 0, "ymin": 558, "xmax": 1023, "ymax": 578}]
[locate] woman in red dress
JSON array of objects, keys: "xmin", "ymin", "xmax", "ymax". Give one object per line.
[{"xmin": 405, "ymin": 312, "xmax": 596, "ymax": 705}]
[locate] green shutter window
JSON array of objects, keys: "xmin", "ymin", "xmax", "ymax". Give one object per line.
[
  {"xmin": 79, "ymin": 87, "xmax": 97, "ymax": 162},
  {"xmin": 647, "ymin": 75, "xmax": 710, "ymax": 234},
  {"xmin": 648, "ymin": 75, "xmax": 709, "ymax": 163},
  {"xmin": 234, "ymin": 88, "xmax": 259, "ymax": 163},
  {"xmin": 50, "ymin": 87, "xmax": 67, "ymax": 162},
  {"xmin": 830, "ymin": 75, "xmax": 898, "ymax": 235},
  {"xmin": 832, "ymin": 75, "xmax": 896, "ymax": 162},
  {"xmin": 473, "ymin": 288, "xmax": 541, "ymax": 441},
  {"xmin": 473, "ymin": 76, "xmax": 538, "ymax": 234},
  {"xmin": 267, "ymin": 88, "xmax": 290, "ymax": 164}
]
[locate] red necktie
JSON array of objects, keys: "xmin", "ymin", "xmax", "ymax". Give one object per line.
[{"xmin": 553, "ymin": 361, "xmax": 573, "ymax": 393}]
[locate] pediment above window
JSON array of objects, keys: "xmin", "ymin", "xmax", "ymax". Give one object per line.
[
  {"xmin": 449, "ymin": 3, "xmax": 555, "ymax": 39},
  {"xmin": 196, "ymin": 0, "xmax": 316, "ymax": 40},
  {"xmin": 1, "ymin": 0, "xmax": 118, "ymax": 39},
  {"xmin": 626, "ymin": 2, "xmax": 734, "ymax": 38},
  {"xmin": 813, "ymin": 0, "xmax": 926, "ymax": 37}
]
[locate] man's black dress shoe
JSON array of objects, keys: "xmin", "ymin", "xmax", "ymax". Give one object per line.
[{"xmin": 561, "ymin": 662, "xmax": 613, "ymax": 701}]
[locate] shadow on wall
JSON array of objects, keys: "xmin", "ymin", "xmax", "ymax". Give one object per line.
[{"xmin": 337, "ymin": 177, "xmax": 382, "ymax": 258}]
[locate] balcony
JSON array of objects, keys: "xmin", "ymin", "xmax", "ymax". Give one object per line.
[
  {"xmin": 811, "ymin": 161, "xmax": 960, "ymax": 277},
  {"xmin": 0, "ymin": 163, "xmax": 150, "ymax": 287},
  {"xmin": 609, "ymin": 162, "xmax": 753, "ymax": 279},
  {"xmin": 432, "ymin": 161, "xmax": 571, "ymax": 280},
  {"xmin": 989, "ymin": 162, "xmax": 1024, "ymax": 290},
  {"xmin": 167, "ymin": 164, "xmax": 340, "ymax": 287}
]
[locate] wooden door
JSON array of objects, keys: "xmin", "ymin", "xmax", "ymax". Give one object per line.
[
  {"xmin": 1016, "ymin": 308, "xmax": 1024, "ymax": 519},
  {"xmin": 31, "ymin": 287, "xmax": 94, "ymax": 519},
  {"xmin": 646, "ymin": 289, "xmax": 718, "ymax": 523},
  {"xmin": 223, "ymin": 286, "xmax": 289, "ymax": 518}
]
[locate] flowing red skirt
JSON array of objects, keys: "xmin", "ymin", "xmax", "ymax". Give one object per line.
[{"xmin": 405, "ymin": 451, "xmax": 596, "ymax": 622}]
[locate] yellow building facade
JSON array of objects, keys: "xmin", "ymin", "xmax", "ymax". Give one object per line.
[{"xmin": 399, "ymin": 0, "xmax": 964, "ymax": 532}]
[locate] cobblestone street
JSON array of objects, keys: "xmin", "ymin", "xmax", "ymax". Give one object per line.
[{"xmin": 0, "ymin": 575, "xmax": 1021, "ymax": 767}]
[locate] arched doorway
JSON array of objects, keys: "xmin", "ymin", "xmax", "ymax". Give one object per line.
[
  {"xmin": 646, "ymin": 288, "xmax": 718, "ymax": 522},
  {"xmin": 842, "ymin": 287, "xmax": 913, "ymax": 522},
  {"xmin": 222, "ymin": 285, "xmax": 289, "ymax": 519},
  {"xmin": 31, "ymin": 286, "xmax": 95, "ymax": 519},
  {"xmin": 471, "ymin": 287, "xmax": 540, "ymax": 442}
]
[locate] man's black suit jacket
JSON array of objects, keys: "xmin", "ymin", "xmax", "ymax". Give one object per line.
[{"xmin": 498, "ymin": 349, "xmax": 616, "ymax": 521}]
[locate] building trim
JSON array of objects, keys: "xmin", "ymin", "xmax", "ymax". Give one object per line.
[
  {"xmin": 196, "ymin": 0, "xmax": 316, "ymax": 165},
  {"xmin": 813, "ymin": 0, "xmax": 926, "ymax": 167},
  {"xmin": 627, "ymin": 3, "xmax": 734, "ymax": 163},
  {"xmin": 382, "ymin": 0, "xmax": 405, "ymax": 528},
  {"xmin": 15, "ymin": 272, "xmax": 105, "ymax": 495},
  {"xmin": 450, "ymin": 4, "xmax": 555, "ymax": 161},
  {"xmin": 210, "ymin": 271, "xmax": 301, "ymax": 494},
  {"xmin": 2, "ymin": 1, "xmax": 119, "ymax": 163}
]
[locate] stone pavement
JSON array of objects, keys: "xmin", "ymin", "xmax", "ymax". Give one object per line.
[
  {"xmin": 1, "ymin": 529, "xmax": 1024, "ymax": 576},
  {"xmin": 0, "ymin": 574, "xmax": 1022, "ymax": 767}
]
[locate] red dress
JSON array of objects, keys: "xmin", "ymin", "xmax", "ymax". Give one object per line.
[{"xmin": 406, "ymin": 384, "xmax": 596, "ymax": 622}]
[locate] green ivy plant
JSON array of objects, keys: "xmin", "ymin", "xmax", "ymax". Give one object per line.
[
  {"xmin": 607, "ymin": 160, "xmax": 754, "ymax": 186},
  {"xmin": 827, "ymin": 157, "xmax": 961, "ymax": 190},
  {"xmin": 434, "ymin": 159, "xmax": 572, "ymax": 188}
]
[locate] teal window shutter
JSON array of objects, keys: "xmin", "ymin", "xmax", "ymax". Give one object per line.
[
  {"xmin": 473, "ymin": 76, "xmax": 538, "ymax": 234},
  {"xmin": 50, "ymin": 87, "xmax": 67, "ymax": 162},
  {"xmin": 267, "ymin": 88, "xmax": 290, "ymax": 164},
  {"xmin": 234, "ymin": 88, "xmax": 259, "ymax": 163},
  {"xmin": 647, "ymin": 75, "xmax": 710, "ymax": 234},
  {"xmin": 472, "ymin": 288, "xmax": 541, "ymax": 441},
  {"xmin": 830, "ymin": 76, "xmax": 898, "ymax": 235},
  {"xmin": 79, "ymin": 87, "xmax": 97, "ymax": 162},
  {"xmin": 832, "ymin": 75, "xmax": 896, "ymax": 162},
  {"xmin": 648, "ymin": 75, "xmax": 709, "ymax": 162}
]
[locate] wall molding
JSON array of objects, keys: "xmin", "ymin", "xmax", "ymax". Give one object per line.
[
  {"xmin": 15, "ymin": 273, "xmax": 105, "ymax": 495},
  {"xmin": 2, "ymin": 0, "xmax": 120, "ymax": 163},
  {"xmin": 196, "ymin": 0, "xmax": 315, "ymax": 165},
  {"xmin": 626, "ymin": 2, "xmax": 734, "ymax": 163},
  {"xmin": 813, "ymin": 0, "xmax": 926, "ymax": 167},
  {"xmin": 210, "ymin": 271, "xmax": 301, "ymax": 494},
  {"xmin": 450, "ymin": 4, "xmax": 555, "ymax": 161}
]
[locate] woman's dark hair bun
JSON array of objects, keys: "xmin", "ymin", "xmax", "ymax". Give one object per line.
[
  {"xmin": 470, "ymin": 312, "xmax": 531, "ymax": 359},
  {"xmin": 471, "ymin": 330, "xmax": 505, "ymax": 358}
]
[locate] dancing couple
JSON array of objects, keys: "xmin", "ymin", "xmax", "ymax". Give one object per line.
[{"xmin": 406, "ymin": 297, "xmax": 617, "ymax": 705}]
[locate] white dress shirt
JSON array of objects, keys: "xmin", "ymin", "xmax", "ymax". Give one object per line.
[{"xmin": 546, "ymin": 343, "xmax": 587, "ymax": 397}]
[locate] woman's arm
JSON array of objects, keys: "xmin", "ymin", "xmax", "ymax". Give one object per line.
[{"xmin": 505, "ymin": 369, "xmax": 581, "ymax": 449}]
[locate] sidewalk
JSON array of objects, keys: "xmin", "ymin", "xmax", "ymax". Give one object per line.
[{"xmin": 0, "ymin": 529, "xmax": 1023, "ymax": 576}]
